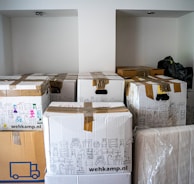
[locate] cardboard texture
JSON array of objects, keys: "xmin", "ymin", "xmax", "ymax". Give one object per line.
[
  {"xmin": 134, "ymin": 125, "xmax": 194, "ymax": 184},
  {"xmin": 77, "ymin": 72, "xmax": 124, "ymax": 102},
  {"xmin": 45, "ymin": 173, "xmax": 131, "ymax": 184},
  {"xmin": 0, "ymin": 80, "xmax": 50, "ymax": 130},
  {"xmin": 0, "ymin": 131, "xmax": 46, "ymax": 183},
  {"xmin": 125, "ymin": 75, "xmax": 187, "ymax": 128},
  {"xmin": 43, "ymin": 102, "xmax": 133, "ymax": 175},
  {"xmin": 116, "ymin": 66, "xmax": 164, "ymax": 78}
]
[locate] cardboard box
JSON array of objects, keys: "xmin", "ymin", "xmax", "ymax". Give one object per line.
[
  {"xmin": 134, "ymin": 125, "xmax": 194, "ymax": 184},
  {"xmin": 50, "ymin": 73, "xmax": 77, "ymax": 102},
  {"xmin": 0, "ymin": 80, "xmax": 50, "ymax": 130},
  {"xmin": 43, "ymin": 102, "xmax": 133, "ymax": 175},
  {"xmin": 0, "ymin": 131, "xmax": 46, "ymax": 183},
  {"xmin": 125, "ymin": 75, "xmax": 187, "ymax": 128},
  {"xmin": 45, "ymin": 173, "xmax": 131, "ymax": 184},
  {"xmin": 116, "ymin": 66, "xmax": 164, "ymax": 78},
  {"xmin": 22, "ymin": 73, "xmax": 78, "ymax": 102},
  {"xmin": 77, "ymin": 72, "xmax": 124, "ymax": 102}
]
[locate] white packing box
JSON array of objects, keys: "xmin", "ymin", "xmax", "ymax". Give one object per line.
[
  {"xmin": 0, "ymin": 75, "xmax": 22, "ymax": 80},
  {"xmin": 125, "ymin": 75, "xmax": 187, "ymax": 128},
  {"xmin": 45, "ymin": 173, "xmax": 131, "ymax": 184},
  {"xmin": 0, "ymin": 80, "xmax": 50, "ymax": 130},
  {"xmin": 50, "ymin": 73, "xmax": 77, "ymax": 102},
  {"xmin": 77, "ymin": 72, "xmax": 124, "ymax": 102},
  {"xmin": 134, "ymin": 125, "xmax": 194, "ymax": 184},
  {"xmin": 43, "ymin": 102, "xmax": 133, "ymax": 175}
]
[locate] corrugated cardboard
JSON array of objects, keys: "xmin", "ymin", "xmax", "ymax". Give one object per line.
[
  {"xmin": 0, "ymin": 80, "xmax": 50, "ymax": 130},
  {"xmin": 0, "ymin": 131, "xmax": 46, "ymax": 183},
  {"xmin": 134, "ymin": 125, "xmax": 194, "ymax": 184},
  {"xmin": 125, "ymin": 75, "xmax": 187, "ymax": 128},
  {"xmin": 77, "ymin": 72, "xmax": 124, "ymax": 102},
  {"xmin": 45, "ymin": 173, "xmax": 131, "ymax": 184},
  {"xmin": 43, "ymin": 102, "xmax": 133, "ymax": 175}
]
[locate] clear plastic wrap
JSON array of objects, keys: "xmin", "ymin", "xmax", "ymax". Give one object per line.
[{"xmin": 134, "ymin": 125, "xmax": 194, "ymax": 184}]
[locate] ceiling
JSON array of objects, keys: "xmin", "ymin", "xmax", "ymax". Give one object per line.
[
  {"xmin": 0, "ymin": 9, "xmax": 192, "ymax": 18},
  {"xmin": 116, "ymin": 10, "xmax": 193, "ymax": 18},
  {"xmin": 0, "ymin": 10, "xmax": 78, "ymax": 17}
]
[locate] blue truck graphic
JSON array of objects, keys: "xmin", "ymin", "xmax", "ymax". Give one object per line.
[{"xmin": 9, "ymin": 162, "xmax": 40, "ymax": 180}]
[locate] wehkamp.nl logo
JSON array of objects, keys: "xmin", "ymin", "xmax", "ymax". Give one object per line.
[
  {"xmin": 89, "ymin": 165, "xmax": 128, "ymax": 172},
  {"xmin": 11, "ymin": 124, "xmax": 42, "ymax": 129}
]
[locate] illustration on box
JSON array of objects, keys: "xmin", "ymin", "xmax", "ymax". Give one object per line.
[
  {"xmin": 0, "ymin": 102, "xmax": 43, "ymax": 130},
  {"xmin": 49, "ymin": 137, "xmax": 131, "ymax": 175},
  {"xmin": 10, "ymin": 162, "xmax": 40, "ymax": 180},
  {"xmin": 0, "ymin": 161, "xmax": 41, "ymax": 182}
]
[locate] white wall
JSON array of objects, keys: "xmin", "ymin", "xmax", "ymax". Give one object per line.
[
  {"xmin": 0, "ymin": 0, "xmax": 194, "ymax": 74},
  {"xmin": 0, "ymin": 15, "xmax": 12, "ymax": 75},
  {"xmin": 178, "ymin": 12, "xmax": 194, "ymax": 67},
  {"xmin": 116, "ymin": 14, "xmax": 179, "ymax": 67},
  {"xmin": 78, "ymin": 8, "xmax": 115, "ymax": 72},
  {"xmin": 11, "ymin": 16, "xmax": 78, "ymax": 74}
]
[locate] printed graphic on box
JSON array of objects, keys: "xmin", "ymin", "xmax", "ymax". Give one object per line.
[
  {"xmin": 0, "ymin": 131, "xmax": 45, "ymax": 183},
  {"xmin": 10, "ymin": 162, "xmax": 40, "ymax": 180},
  {"xmin": 0, "ymin": 91, "xmax": 50, "ymax": 130},
  {"xmin": 0, "ymin": 100, "xmax": 43, "ymax": 130},
  {"xmin": 0, "ymin": 161, "xmax": 44, "ymax": 183},
  {"xmin": 44, "ymin": 102, "xmax": 133, "ymax": 175},
  {"xmin": 49, "ymin": 137, "xmax": 131, "ymax": 175}
]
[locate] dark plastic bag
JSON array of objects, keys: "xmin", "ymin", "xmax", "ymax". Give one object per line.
[{"xmin": 157, "ymin": 56, "xmax": 193, "ymax": 89}]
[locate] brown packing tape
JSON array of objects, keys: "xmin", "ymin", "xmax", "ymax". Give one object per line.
[
  {"xmin": 125, "ymin": 80, "xmax": 131, "ymax": 96},
  {"xmin": 153, "ymin": 75, "xmax": 181, "ymax": 93},
  {"xmin": 5, "ymin": 73, "xmax": 49, "ymax": 95},
  {"xmin": 50, "ymin": 80, "xmax": 63, "ymax": 92},
  {"xmin": 128, "ymin": 76, "xmax": 170, "ymax": 99},
  {"xmin": 92, "ymin": 79, "xmax": 109, "ymax": 90},
  {"xmin": 12, "ymin": 132, "xmax": 21, "ymax": 145},
  {"xmin": 0, "ymin": 82, "xmax": 48, "ymax": 97},
  {"xmin": 145, "ymin": 83, "xmax": 154, "ymax": 99},
  {"xmin": 46, "ymin": 103, "xmax": 128, "ymax": 132},
  {"xmin": 91, "ymin": 72, "xmax": 109, "ymax": 90},
  {"xmin": 173, "ymin": 82, "xmax": 181, "ymax": 92}
]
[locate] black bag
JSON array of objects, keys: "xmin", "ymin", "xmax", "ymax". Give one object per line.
[{"xmin": 157, "ymin": 56, "xmax": 193, "ymax": 89}]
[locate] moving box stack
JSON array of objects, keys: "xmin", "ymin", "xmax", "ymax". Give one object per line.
[
  {"xmin": 43, "ymin": 102, "xmax": 133, "ymax": 184},
  {"xmin": 116, "ymin": 66, "xmax": 187, "ymax": 129},
  {"xmin": 0, "ymin": 74, "xmax": 50, "ymax": 183},
  {"xmin": 0, "ymin": 66, "xmax": 191, "ymax": 184},
  {"xmin": 116, "ymin": 66, "xmax": 189, "ymax": 184}
]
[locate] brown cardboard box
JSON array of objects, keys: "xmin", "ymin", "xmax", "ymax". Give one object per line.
[
  {"xmin": 116, "ymin": 66, "xmax": 164, "ymax": 78},
  {"xmin": 0, "ymin": 131, "xmax": 45, "ymax": 183}
]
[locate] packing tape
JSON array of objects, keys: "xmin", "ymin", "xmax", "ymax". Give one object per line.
[
  {"xmin": 46, "ymin": 102, "xmax": 128, "ymax": 132},
  {"xmin": 12, "ymin": 132, "xmax": 21, "ymax": 145},
  {"xmin": 91, "ymin": 72, "xmax": 109, "ymax": 90}
]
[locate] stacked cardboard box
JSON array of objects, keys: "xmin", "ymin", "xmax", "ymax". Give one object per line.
[
  {"xmin": 116, "ymin": 66, "xmax": 164, "ymax": 79},
  {"xmin": 0, "ymin": 75, "xmax": 50, "ymax": 183},
  {"xmin": 125, "ymin": 75, "xmax": 187, "ymax": 128},
  {"xmin": 77, "ymin": 72, "xmax": 124, "ymax": 102},
  {"xmin": 49, "ymin": 73, "xmax": 77, "ymax": 102},
  {"xmin": 43, "ymin": 102, "xmax": 133, "ymax": 184},
  {"xmin": 20, "ymin": 72, "xmax": 78, "ymax": 102}
]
